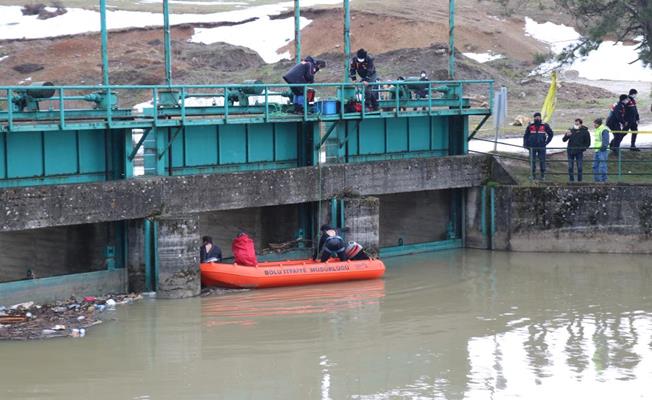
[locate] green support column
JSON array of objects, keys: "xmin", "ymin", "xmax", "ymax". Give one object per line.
[
  {"xmin": 343, "ymin": 0, "xmax": 351, "ymax": 82},
  {"xmin": 100, "ymin": 0, "xmax": 109, "ymax": 86},
  {"xmin": 294, "ymin": 0, "xmax": 301, "ymax": 63},
  {"xmin": 163, "ymin": 0, "xmax": 172, "ymax": 84},
  {"xmin": 448, "ymin": 0, "xmax": 455, "ymax": 80}
]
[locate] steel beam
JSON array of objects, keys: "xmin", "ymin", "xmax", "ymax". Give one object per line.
[
  {"xmin": 295, "ymin": 0, "xmax": 301, "ymax": 63},
  {"xmin": 100, "ymin": 0, "xmax": 109, "ymax": 86},
  {"xmin": 448, "ymin": 0, "xmax": 455, "ymax": 79},
  {"xmin": 163, "ymin": 0, "xmax": 172, "ymax": 85},
  {"xmin": 343, "ymin": 0, "xmax": 351, "ymax": 82}
]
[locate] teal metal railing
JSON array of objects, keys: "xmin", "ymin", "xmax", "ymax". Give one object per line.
[
  {"xmin": 0, "ymin": 80, "xmax": 493, "ymax": 133},
  {"xmin": 470, "ymin": 137, "xmax": 652, "ymax": 182}
]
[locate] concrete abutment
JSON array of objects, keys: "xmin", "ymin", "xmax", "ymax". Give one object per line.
[{"xmin": 156, "ymin": 216, "xmax": 201, "ymax": 299}]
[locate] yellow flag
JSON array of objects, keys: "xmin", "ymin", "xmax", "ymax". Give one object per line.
[{"xmin": 540, "ymin": 71, "xmax": 557, "ymax": 124}]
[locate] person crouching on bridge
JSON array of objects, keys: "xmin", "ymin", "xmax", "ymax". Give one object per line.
[
  {"xmin": 562, "ymin": 118, "xmax": 591, "ymax": 182},
  {"xmin": 592, "ymin": 118, "xmax": 610, "ymax": 182},
  {"xmin": 350, "ymin": 49, "xmax": 379, "ymax": 111},
  {"xmin": 523, "ymin": 112, "xmax": 554, "ymax": 180},
  {"xmin": 283, "ymin": 56, "xmax": 324, "ymax": 114}
]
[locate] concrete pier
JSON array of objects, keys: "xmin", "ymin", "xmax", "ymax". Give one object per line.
[
  {"xmin": 126, "ymin": 219, "xmax": 146, "ymax": 293},
  {"xmin": 343, "ymin": 197, "xmax": 380, "ymax": 256},
  {"xmin": 156, "ymin": 216, "xmax": 201, "ymax": 299}
]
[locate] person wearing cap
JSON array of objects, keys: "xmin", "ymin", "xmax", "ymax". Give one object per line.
[
  {"xmin": 607, "ymin": 94, "xmax": 630, "ymax": 154},
  {"xmin": 626, "ymin": 89, "xmax": 640, "ymax": 151},
  {"xmin": 349, "ymin": 48, "xmax": 379, "ymax": 111},
  {"xmin": 200, "ymin": 236, "xmax": 222, "ymax": 263},
  {"xmin": 523, "ymin": 112, "xmax": 554, "ymax": 180},
  {"xmin": 592, "ymin": 118, "xmax": 610, "ymax": 182},
  {"xmin": 283, "ymin": 56, "xmax": 322, "ymax": 113}
]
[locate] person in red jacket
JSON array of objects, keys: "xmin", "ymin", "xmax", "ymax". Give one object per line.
[{"xmin": 232, "ymin": 232, "xmax": 257, "ymax": 266}]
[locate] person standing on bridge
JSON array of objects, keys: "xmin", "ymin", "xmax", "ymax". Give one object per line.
[
  {"xmin": 607, "ymin": 94, "xmax": 629, "ymax": 154},
  {"xmin": 350, "ymin": 49, "xmax": 379, "ymax": 111},
  {"xmin": 592, "ymin": 118, "xmax": 610, "ymax": 182},
  {"xmin": 563, "ymin": 118, "xmax": 591, "ymax": 182},
  {"xmin": 626, "ymin": 89, "xmax": 640, "ymax": 151},
  {"xmin": 523, "ymin": 112, "xmax": 554, "ymax": 180}
]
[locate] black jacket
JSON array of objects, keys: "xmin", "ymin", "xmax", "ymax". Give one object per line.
[
  {"xmin": 523, "ymin": 122, "xmax": 554, "ymax": 149},
  {"xmin": 200, "ymin": 244, "xmax": 222, "ymax": 262},
  {"xmin": 349, "ymin": 56, "xmax": 377, "ymax": 82},
  {"xmin": 625, "ymin": 96, "xmax": 639, "ymax": 126},
  {"xmin": 607, "ymin": 101, "xmax": 627, "ymax": 130},
  {"xmin": 283, "ymin": 57, "xmax": 317, "ymax": 85},
  {"xmin": 562, "ymin": 126, "xmax": 591, "ymax": 154}
]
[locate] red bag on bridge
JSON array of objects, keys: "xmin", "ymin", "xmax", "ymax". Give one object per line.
[{"xmin": 232, "ymin": 233, "xmax": 257, "ymax": 266}]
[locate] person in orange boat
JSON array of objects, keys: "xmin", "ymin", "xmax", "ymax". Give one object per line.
[
  {"xmin": 200, "ymin": 236, "xmax": 222, "ymax": 263},
  {"xmin": 317, "ymin": 228, "xmax": 348, "ymax": 263},
  {"xmin": 232, "ymin": 232, "xmax": 257, "ymax": 266},
  {"xmin": 345, "ymin": 241, "xmax": 370, "ymax": 261}
]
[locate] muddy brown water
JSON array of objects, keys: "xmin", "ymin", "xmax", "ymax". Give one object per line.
[{"xmin": 1, "ymin": 249, "xmax": 651, "ymax": 399}]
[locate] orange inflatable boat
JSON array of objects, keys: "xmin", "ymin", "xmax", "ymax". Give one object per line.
[{"xmin": 200, "ymin": 258, "xmax": 385, "ymax": 289}]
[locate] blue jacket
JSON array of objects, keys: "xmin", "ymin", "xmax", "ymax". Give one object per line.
[{"xmin": 523, "ymin": 122, "xmax": 553, "ymax": 149}]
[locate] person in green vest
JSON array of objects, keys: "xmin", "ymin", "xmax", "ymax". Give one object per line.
[{"xmin": 592, "ymin": 118, "xmax": 610, "ymax": 182}]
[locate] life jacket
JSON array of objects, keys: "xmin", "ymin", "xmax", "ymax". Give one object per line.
[
  {"xmin": 345, "ymin": 241, "xmax": 363, "ymax": 259},
  {"xmin": 232, "ymin": 233, "xmax": 257, "ymax": 266}
]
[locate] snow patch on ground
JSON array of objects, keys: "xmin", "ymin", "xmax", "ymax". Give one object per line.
[
  {"xmin": 463, "ymin": 52, "xmax": 503, "ymax": 63},
  {"xmin": 0, "ymin": 55, "xmax": 8, "ymax": 63},
  {"xmin": 191, "ymin": 16, "xmax": 310, "ymax": 63},
  {"xmin": 0, "ymin": 1, "xmax": 342, "ymax": 39},
  {"xmin": 524, "ymin": 17, "xmax": 580, "ymax": 53},
  {"xmin": 139, "ymin": 0, "xmax": 251, "ymax": 4},
  {"xmin": 524, "ymin": 17, "xmax": 651, "ymax": 82}
]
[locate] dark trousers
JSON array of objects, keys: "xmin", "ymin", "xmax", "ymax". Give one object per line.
[
  {"xmin": 630, "ymin": 124, "xmax": 638, "ymax": 147},
  {"xmin": 320, "ymin": 250, "xmax": 347, "ymax": 262},
  {"xmin": 363, "ymin": 84, "xmax": 379, "ymax": 110},
  {"xmin": 349, "ymin": 251, "xmax": 370, "ymax": 261},
  {"xmin": 610, "ymin": 132, "xmax": 626, "ymax": 150},
  {"xmin": 529, "ymin": 148, "xmax": 546, "ymax": 179},
  {"xmin": 567, "ymin": 151, "xmax": 584, "ymax": 182}
]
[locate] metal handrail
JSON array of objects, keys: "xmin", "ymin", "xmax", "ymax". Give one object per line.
[{"xmin": 0, "ymin": 80, "xmax": 493, "ymax": 131}]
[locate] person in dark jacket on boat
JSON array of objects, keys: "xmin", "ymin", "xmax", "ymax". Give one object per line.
[
  {"xmin": 313, "ymin": 224, "xmax": 334, "ymax": 261},
  {"xmin": 562, "ymin": 118, "xmax": 591, "ymax": 182},
  {"xmin": 319, "ymin": 232, "xmax": 348, "ymax": 262},
  {"xmin": 345, "ymin": 241, "xmax": 370, "ymax": 261},
  {"xmin": 200, "ymin": 236, "xmax": 222, "ymax": 263}
]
